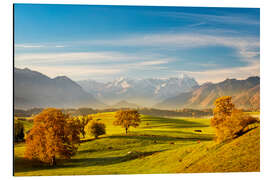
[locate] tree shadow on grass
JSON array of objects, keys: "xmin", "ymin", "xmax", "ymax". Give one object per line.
[
  {"xmin": 76, "ymin": 149, "xmax": 98, "ymax": 154},
  {"xmin": 142, "ymin": 116, "xmax": 208, "ymax": 129},
  {"xmin": 14, "ymin": 150, "xmax": 163, "ymax": 173},
  {"xmin": 14, "ymin": 157, "xmax": 50, "ymax": 173},
  {"xmin": 106, "ymin": 133, "xmax": 213, "ymax": 142},
  {"xmin": 66, "ymin": 150, "xmax": 162, "ymax": 167},
  {"xmin": 138, "ymin": 130, "xmax": 215, "ymax": 140}
]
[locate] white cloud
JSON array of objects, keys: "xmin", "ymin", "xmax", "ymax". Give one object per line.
[
  {"xmin": 17, "ymin": 65, "xmax": 124, "ymax": 81},
  {"xmin": 15, "ymin": 44, "xmax": 65, "ymax": 49},
  {"xmin": 182, "ymin": 60, "xmax": 260, "ymax": 84},
  {"xmin": 14, "ymin": 51, "xmax": 172, "ymax": 80},
  {"xmin": 15, "ymin": 33, "xmax": 259, "ymax": 83},
  {"xmin": 55, "ymin": 45, "xmax": 65, "ymax": 48},
  {"xmin": 86, "ymin": 33, "xmax": 259, "ymax": 62},
  {"xmin": 157, "ymin": 11, "xmax": 259, "ymax": 26},
  {"xmin": 16, "ymin": 33, "xmax": 260, "ymax": 62},
  {"xmin": 15, "ymin": 44, "xmax": 44, "ymax": 48},
  {"xmin": 135, "ymin": 60, "xmax": 169, "ymax": 66},
  {"xmin": 15, "ymin": 51, "xmax": 172, "ymax": 66},
  {"xmin": 15, "ymin": 52, "xmax": 127, "ymax": 62},
  {"xmin": 89, "ymin": 33, "xmax": 257, "ymax": 49}
]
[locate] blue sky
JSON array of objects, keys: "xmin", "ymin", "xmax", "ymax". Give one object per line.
[{"xmin": 14, "ymin": 4, "xmax": 260, "ymax": 83}]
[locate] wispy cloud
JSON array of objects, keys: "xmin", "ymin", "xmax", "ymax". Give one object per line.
[
  {"xmin": 15, "ymin": 52, "xmax": 129, "ymax": 63},
  {"xmin": 15, "ymin": 33, "xmax": 259, "ymax": 83},
  {"xmin": 156, "ymin": 11, "xmax": 259, "ymax": 26},
  {"xmin": 135, "ymin": 60, "xmax": 169, "ymax": 66},
  {"xmin": 15, "ymin": 51, "xmax": 172, "ymax": 80},
  {"xmin": 85, "ymin": 33, "xmax": 259, "ymax": 64},
  {"xmin": 20, "ymin": 65, "xmax": 124, "ymax": 81},
  {"xmin": 15, "ymin": 33, "xmax": 260, "ymax": 62},
  {"xmin": 182, "ymin": 60, "xmax": 260, "ymax": 84},
  {"xmin": 15, "ymin": 44, "xmax": 45, "ymax": 48},
  {"xmin": 15, "ymin": 43, "xmax": 65, "ymax": 49},
  {"xmin": 16, "ymin": 61, "xmax": 170, "ymax": 81},
  {"xmin": 93, "ymin": 33, "xmax": 259, "ymax": 51},
  {"xmin": 187, "ymin": 22, "xmax": 206, "ymax": 28},
  {"xmin": 55, "ymin": 45, "xmax": 65, "ymax": 48},
  {"xmin": 15, "ymin": 51, "xmax": 172, "ymax": 65}
]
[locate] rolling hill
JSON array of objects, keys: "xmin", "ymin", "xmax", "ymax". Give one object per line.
[
  {"xmin": 14, "ymin": 112, "xmax": 259, "ymax": 175},
  {"xmin": 14, "ymin": 67, "xmax": 104, "ymax": 109},
  {"xmin": 177, "ymin": 127, "xmax": 260, "ymax": 172},
  {"xmin": 156, "ymin": 76, "xmax": 260, "ymax": 110}
]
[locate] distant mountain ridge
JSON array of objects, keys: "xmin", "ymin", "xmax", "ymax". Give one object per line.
[
  {"xmin": 156, "ymin": 76, "xmax": 260, "ymax": 110},
  {"xmin": 14, "ymin": 67, "xmax": 260, "ymax": 110},
  {"xmin": 77, "ymin": 74, "xmax": 199, "ymax": 106},
  {"xmin": 14, "ymin": 67, "xmax": 104, "ymax": 109},
  {"xmin": 110, "ymin": 100, "xmax": 140, "ymax": 109}
]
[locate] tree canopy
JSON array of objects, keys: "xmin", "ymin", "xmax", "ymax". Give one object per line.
[
  {"xmin": 14, "ymin": 121, "xmax": 24, "ymax": 142},
  {"xmin": 211, "ymin": 96, "xmax": 258, "ymax": 142},
  {"xmin": 86, "ymin": 120, "xmax": 106, "ymax": 139},
  {"xmin": 24, "ymin": 108, "xmax": 80, "ymax": 166},
  {"xmin": 74, "ymin": 115, "xmax": 92, "ymax": 138},
  {"xmin": 114, "ymin": 110, "xmax": 141, "ymax": 134}
]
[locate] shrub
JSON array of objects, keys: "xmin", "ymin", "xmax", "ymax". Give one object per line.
[
  {"xmin": 14, "ymin": 121, "xmax": 24, "ymax": 142},
  {"xmin": 17, "ymin": 117, "xmax": 26, "ymax": 121},
  {"xmin": 86, "ymin": 121, "xmax": 106, "ymax": 139}
]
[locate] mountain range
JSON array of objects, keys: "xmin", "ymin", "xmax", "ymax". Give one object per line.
[
  {"xmin": 155, "ymin": 76, "xmax": 260, "ymax": 110},
  {"xmin": 77, "ymin": 74, "xmax": 199, "ymax": 106},
  {"xmin": 14, "ymin": 67, "xmax": 104, "ymax": 109},
  {"xmin": 14, "ymin": 67, "xmax": 260, "ymax": 110}
]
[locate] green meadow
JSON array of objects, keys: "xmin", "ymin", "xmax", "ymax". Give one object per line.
[{"xmin": 14, "ymin": 112, "xmax": 259, "ymax": 176}]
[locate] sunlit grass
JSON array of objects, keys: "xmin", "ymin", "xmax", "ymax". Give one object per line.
[{"xmin": 14, "ymin": 112, "xmax": 259, "ymax": 176}]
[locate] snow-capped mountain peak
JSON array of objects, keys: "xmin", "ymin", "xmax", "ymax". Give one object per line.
[
  {"xmin": 121, "ymin": 81, "xmax": 131, "ymax": 89},
  {"xmin": 77, "ymin": 75, "xmax": 199, "ymax": 105}
]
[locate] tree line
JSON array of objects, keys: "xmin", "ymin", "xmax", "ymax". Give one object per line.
[
  {"xmin": 15, "ymin": 107, "xmax": 213, "ymax": 118},
  {"xmin": 16, "ymin": 108, "xmax": 141, "ymax": 166}
]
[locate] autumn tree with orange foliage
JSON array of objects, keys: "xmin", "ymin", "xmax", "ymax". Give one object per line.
[
  {"xmin": 74, "ymin": 115, "xmax": 92, "ymax": 138},
  {"xmin": 114, "ymin": 110, "xmax": 141, "ymax": 134},
  {"xmin": 24, "ymin": 108, "xmax": 81, "ymax": 166},
  {"xmin": 211, "ymin": 96, "xmax": 259, "ymax": 142}
]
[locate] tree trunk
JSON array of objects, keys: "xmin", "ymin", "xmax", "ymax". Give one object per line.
[
  {"xmin": 51, "ymin": 156, "xmax": 56, "ymax": 166},
  {"xmin": 82, "ymin": 130, "xmax": 85, "ymax": 138}
]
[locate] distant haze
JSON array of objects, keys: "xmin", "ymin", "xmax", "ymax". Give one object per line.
[
  {"xmin": 14, "ymin": 67, "xmax": 259, "ymax": 110},
  {"xmin": 77, "ymin": 74, "xmax": 199, "ymax": 106}
]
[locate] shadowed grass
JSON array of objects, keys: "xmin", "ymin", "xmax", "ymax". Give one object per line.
[{"xmin": 14, "ymin": 112, "xmax": 259, "ymax": 176}]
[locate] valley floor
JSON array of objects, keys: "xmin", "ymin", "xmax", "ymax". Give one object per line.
[{"xmin": 14, "ymin": 113, "xmax": 259, "ymax": 176}]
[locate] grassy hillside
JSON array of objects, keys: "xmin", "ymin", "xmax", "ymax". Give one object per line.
[
  {"xmin": 14, "ymin": 112, "xmax": 259, "ymax": 176},
  {"xmin": 177, "ymin": 127, "xmax": 260, "ymax": 172}
]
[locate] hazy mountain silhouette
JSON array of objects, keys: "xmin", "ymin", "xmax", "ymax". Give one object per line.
[
  {"xmin": 14, "ymin": 67, "xmax": 104, "ymax": 109},
  {"xmin": 110, "ymin": 100, "xmax": 140, "ymax": 109}
]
